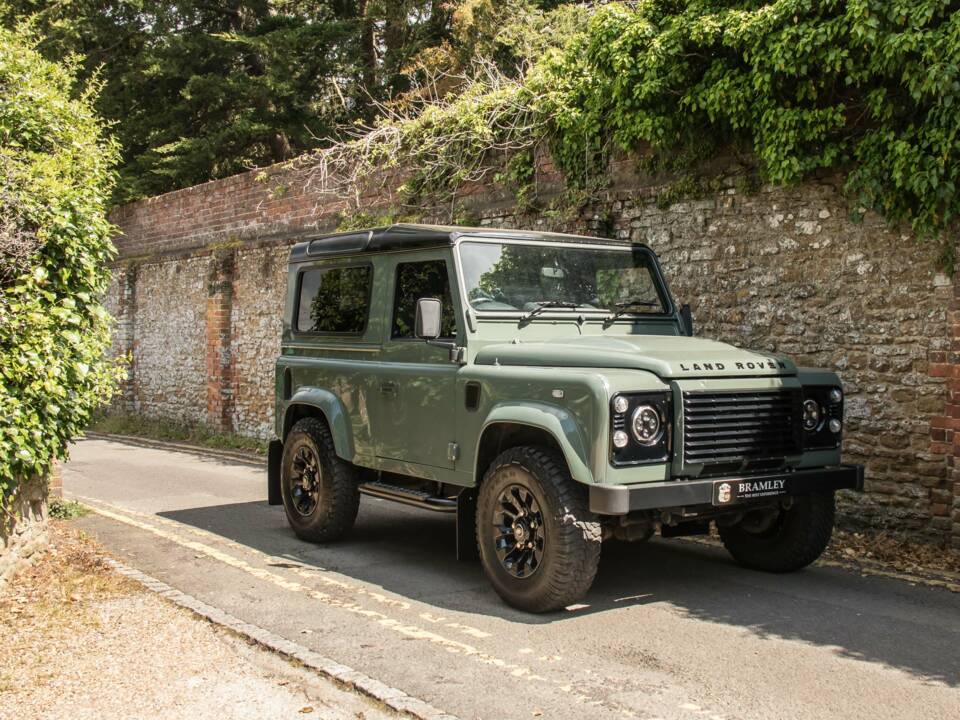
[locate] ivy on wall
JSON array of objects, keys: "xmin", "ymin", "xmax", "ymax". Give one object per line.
[
  {"xmin": 532, "ymin": 0, "xmax": 960, "ymax": 248},
  {"xmin": 0, "ymin": 28, "xmax": 123, "ymax": 503},
  {"xmin": 320, "ymin": 1, "xmax": 959, "ymax": 266}
]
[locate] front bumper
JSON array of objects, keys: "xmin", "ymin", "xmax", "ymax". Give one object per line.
[{"xmin": 589, "ymin": 464, "xmax": 864, "ymax": 516}]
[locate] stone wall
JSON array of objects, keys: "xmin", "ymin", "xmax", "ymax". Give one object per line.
[
  {"xmin": 0, "ymin": 475, "xmax": 49, "ymax": 584},
  {"xmin": 105, "ymin": 159, "xmax": 960, "ymax": 546}
]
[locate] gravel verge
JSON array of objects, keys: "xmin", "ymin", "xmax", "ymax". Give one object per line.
[{"xmin": 0, "ymin": 522, "xmax": 398, "ymax": 720}]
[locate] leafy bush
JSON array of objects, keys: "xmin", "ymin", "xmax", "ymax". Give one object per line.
[
  {"xmin": 0, "ymin": 27, "xmax": 122, "ymax": 503},
  {"xmin": 48, "ymin": 498, "xmax": 89, "ymax": 520}
]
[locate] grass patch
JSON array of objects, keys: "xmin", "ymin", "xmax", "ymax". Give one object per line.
[
  {"xmin": 48, "ymin": 498, "xmax": 89, "ymax": 520},
  {"xmin": 87, "ymin": 412, "xmax": 267, "ymax": 455}
]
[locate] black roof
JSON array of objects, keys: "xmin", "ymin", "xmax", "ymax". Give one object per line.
[{"xmin": 288, "ymin": 223, "xmax": 642, "ymax": 263}]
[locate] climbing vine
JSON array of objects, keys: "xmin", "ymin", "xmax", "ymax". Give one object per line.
[
  {"xmin": 301, "ymin": 1, "xmax": 960, "ymax": 259},
  {"xmin": 533, "ymin": 0, "xmax": 960, "ymax": 243}
]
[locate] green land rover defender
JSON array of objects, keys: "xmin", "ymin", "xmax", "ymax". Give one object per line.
[{"xmin": 267, "ymin": 224, "xmax": 863, "ymax": 612}]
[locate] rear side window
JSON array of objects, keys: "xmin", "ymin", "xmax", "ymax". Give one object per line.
[
  {"xmin": 392, "ymin": 260, "xmax": 457, "ymax": 339},
  {"xmin": 296, "ymin": 265, "xmax": 372, "ymax": 334}
]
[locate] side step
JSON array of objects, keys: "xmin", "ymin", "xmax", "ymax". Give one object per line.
[{"xmin": 359, "ymin": 481, "xmax": 458, "ymax": 513}]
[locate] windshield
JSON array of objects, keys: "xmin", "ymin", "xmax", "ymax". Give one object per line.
[{"xmin": 459, "ymin": 241, "xmax": 668, "ymax": 314}]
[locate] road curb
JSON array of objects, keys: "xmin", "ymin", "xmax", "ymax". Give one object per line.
[
  {"xmin": 104, "ymin": 557, "xmax": 460, "ymax": 720},
  {"xmin": 84, "ymin": 431, "xmax": 266, "ymax": 467}
]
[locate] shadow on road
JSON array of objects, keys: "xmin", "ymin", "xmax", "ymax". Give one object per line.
[{"xmin": 160, "ymin": 498, "xmax": 960, "ymax": 687}]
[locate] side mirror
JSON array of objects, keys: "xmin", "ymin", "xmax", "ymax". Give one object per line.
[
  {"xmin": 679, "ymin": 303, "xmax": 694, "ymax": 337},
  {"xmin": 415, "ymin": 297, "xmax": 443, "ymax": 340}
]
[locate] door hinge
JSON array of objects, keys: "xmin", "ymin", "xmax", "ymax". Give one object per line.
[
  {"xmin": 450, "ymin": 345, "xmax": 466, "ymax": 364},
  {"xmin": 447, "ymin": 442, "xmax": 460, "ymax": 462}
]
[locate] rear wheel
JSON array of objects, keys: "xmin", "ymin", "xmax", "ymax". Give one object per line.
[
  {"xmin": 719, "ymin": 492, "xmax": 835, "ymax": 572},
  {"xmin": 477, "ymin": 446, "xmax": 601, "ymax": 613},
  {"xmin": 281, "ymin": 417, "xmax": 360, "ymax": 542}
]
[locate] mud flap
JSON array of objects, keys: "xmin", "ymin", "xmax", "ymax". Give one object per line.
[
  {"xmin": 456, "ymin": 488, "xmax": 479, "ymax": 561},
  {"xmin": 267, "ymin": 439, "xmax": 283, "ymax": 506}
]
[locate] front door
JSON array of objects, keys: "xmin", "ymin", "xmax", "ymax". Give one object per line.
[{"xmin": 370, "ymin": 254, "xmax": 460, "ymax": 470}]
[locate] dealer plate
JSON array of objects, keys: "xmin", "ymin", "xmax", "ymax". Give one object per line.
[{"xmin": 712, "ymin": 477, "xmax": 789, "ymax": 506}]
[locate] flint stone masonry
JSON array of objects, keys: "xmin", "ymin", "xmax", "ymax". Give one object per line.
[
  {"xmin": 0, "ymin": 475, "xmax": 49, "ymax": 583},
  {"xmin": 106, "ymin": 159, "xmax": 959, "ymax": 546}
]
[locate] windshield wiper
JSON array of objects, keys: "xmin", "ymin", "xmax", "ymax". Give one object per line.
[
  {"xmin": 521, "ymin": 300, "xmax": 581, "ymax": 323},
  {"xmin": 604, "ymin": 299, "xmax": 660, "ymax": 325}
]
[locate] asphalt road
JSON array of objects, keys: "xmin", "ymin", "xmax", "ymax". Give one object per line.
[{"xmin": 63, "ymin": 438, "xmax": 960, "ymax": 720}]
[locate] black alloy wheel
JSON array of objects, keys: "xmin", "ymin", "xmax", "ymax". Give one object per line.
[
  {"xmin": 280, "ymin": 417, "xmax": 360, "ymax": 543},
  {"xmin": 289, "ymin": 445, "xmax": 321, "ymax": 516},
  {"xmin": 476, "ymin": 446, "xmax": 601, "ymax": 613},
  {"xmin": 493, "ymin": 484, "xmax": 545, "ymax": 578}
]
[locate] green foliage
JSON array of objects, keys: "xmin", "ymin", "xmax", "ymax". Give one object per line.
[
  {"xmin": 495, "ymin": 149, "xmax": 538, "ymax": 212},
  {"xmin": 531, "ymin": 0, "xmax": 960, "ymax": 242},
  {"xmin": 392, "ymin": 260, "xmax": 457, "ymax": 338},
  {"xmin": 7, "ymin": 0, "xmax": 959, "ymax": 256},
  {"xmin": 655, "ymin": 174, "xmax": 725, "ymax": 210},
  {"xmin": 48, "ymin": 498, "xmax": 89, "ymax": 519},
  {"xmin": 0, "ymin": 27, "xmax": 123, "ymax": 502},
  {"xmin": 0, "ymin": 1, "xmax": 475, "ymax": 202},
  {"xmin": 305, "ymin": 265, "xmax": 371, "ymax": 333},
  {"xmin": 89, "ymin": 411, "xmax": 268, "ymax": 455},
  {"xmin": 391, "ymin": 77, "xmax": 537, "ymax": 206},
  {"xmin": 335, "ymin": 209, "xmax": 421, "ymax": 232}
]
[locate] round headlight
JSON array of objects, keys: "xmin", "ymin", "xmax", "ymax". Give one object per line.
[
  {"xmin": 802, "ymin": 399, "xmax": 821, "ymax": 431},
  {"xmin": 631, "ymin": 405, "xmax": 662, "ymax": 445},
  {"xmin": 828, "ymin": 387, "xmax": 843, "ymax": 404},
  {"xmin": 829, "ymin": 418, "xmax": 842, "ymax": 434},
  {"xmin": 613, "ymin": 396, "xmax": 629, "ymax": 414},
  {"xmin": 612, "ymin": 430, "xmax": 629, "ymax": 448}
]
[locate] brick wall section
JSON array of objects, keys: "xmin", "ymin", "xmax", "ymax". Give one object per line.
[
  {"xmin": 944, "ymin": 281, "xmax": 960, "ymax": 542},
  {"xmin": 205, "ymin": 252, "xmax": 236, "ymax": 430},
  {"xmin": 107, "ymin": 160, "xmax": 960, "ymax": 546}
]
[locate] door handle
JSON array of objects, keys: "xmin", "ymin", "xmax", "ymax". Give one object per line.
[{"xmin": 379, "ymin": 382, "xmax": 399, "ymax": 396}]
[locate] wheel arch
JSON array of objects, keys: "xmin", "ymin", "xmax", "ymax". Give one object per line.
[
  {"xmin": 474, "ymin": 402, "xmax": 593, "ymax": 486},
  {"xmin": 281, "ymin": 388, "xmax": 354, "ymax": 461}
]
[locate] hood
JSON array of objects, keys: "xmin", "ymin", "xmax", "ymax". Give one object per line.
[{"xmin": 474, "ymin": 335, "xmax": 796, "ymax": 379}]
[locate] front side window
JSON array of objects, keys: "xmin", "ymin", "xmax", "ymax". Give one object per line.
[
  {"xmin": 296, "ymin": 265, "xmax": 372, "ymax": 333},
  {"xmin": 459, "ymin": 241, "xmax": 668, "ymax": 314},
  {"xmin": 392, "ymin": 260, "xmax": 457, "ymax": 339}
]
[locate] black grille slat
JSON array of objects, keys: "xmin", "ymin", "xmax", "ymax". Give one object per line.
[
  {"xmin": 686, "ymin": 426, "xmax": 795, "ymax": 437},
  {"xmin": 682, "ymin": 389, "xmax": 801, "ymax": 468}
]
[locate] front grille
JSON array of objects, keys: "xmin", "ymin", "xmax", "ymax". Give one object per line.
[{"xmin": 682, "ymin": 389, "xmax": 802, "ymax": 471}]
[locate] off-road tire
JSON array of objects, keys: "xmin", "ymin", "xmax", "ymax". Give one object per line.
[
  {"xmin": 281, "ymin": 417, "xmax": 360, "ymax": 542},
  {"xmin": 718, "ymin": 492, "xmax": 835, "ymax": 573},
  {"xmin": 477, "ymin": 446, "xmax": 601, "ymax": 613}
]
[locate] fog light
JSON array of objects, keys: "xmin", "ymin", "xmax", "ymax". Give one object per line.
[
  {"xmin": 613, "ymin": 396, "xmax": 629, "ymax": 414},
  {"xmin": 612, "ymin": 430, "xmax": 629, "ymax": 448},
  {"xmin": 828, "ymin": 387, "xmax": 843, "ymax": 404},
  {"xmin": 829, "ymin": 419, "xmax": 842, "ymax": 434},
  {"xmin": 631, "ymin": 405, "xmax": 662, "ymax": 445},
  {"xmin": 802, "ymin": 399, "xmax": 821, "ymax": 431}
]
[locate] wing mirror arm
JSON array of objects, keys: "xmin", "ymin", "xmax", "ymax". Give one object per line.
[{"xmin": 415, "ymin": 298, "xmax": 466, "ymax": 364}]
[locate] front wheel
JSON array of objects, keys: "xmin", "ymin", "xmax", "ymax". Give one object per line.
[
  {"xmin": 718, "ymin": 492, "xmax": 835, "ymax": 573},
  {"xmin": 477, "ymin": 446, "xmax": 601, "ymax": 613}
]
